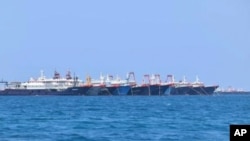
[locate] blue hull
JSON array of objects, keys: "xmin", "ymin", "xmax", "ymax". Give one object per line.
[
  {"xmin": 167, "ymin": 86, "xmax": 191, "ymax": 95},
  {"xmin": 111, "ymin": 85, "xmax": 131, "ymax": 95},
  {"xmin": 188, "ymin": 86, "xmax": 219, "ymax": 95},
  {"xmin": 128, "ymin": 85, "xmax": 170, "ymax": 95},
  {"xmin": 166, "ymin": 85, "xmax": 218, "ymax": 95}
]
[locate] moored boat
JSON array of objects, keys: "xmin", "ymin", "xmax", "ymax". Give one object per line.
[
  {"xmin": 128, "ymin": 74, "xmax": 170, "ymax": 95},
  {"xmin": 0, "ymin": 70, "xmax": 90, "ymax": 96},
  {"xmin": 84, "ymin": 72, "xmax": 136, "ymax": 95},
  {"xmin": 165, "ymin": 75, "xmax": 218, "ymax": 95},
  {"xmin": 215, "ymin": 87, "xmax": 250, "ymax": 94},
  {"xmin": 105, "ymin": 72, "xmax": 136, "ymax": 95},
  {"xmin": 164, "ymin": 75, "xmax": 192, "ymax": 95},
  {"xmin": 188, "ymin": 76, "xmax": 218, "ymax": 95}
]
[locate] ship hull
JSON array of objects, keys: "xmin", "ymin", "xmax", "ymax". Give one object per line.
[
  {"xmin": 166, "ymin": 85, "xmax": 218, "ymax": 95},
  {"xmin": 0, "ymin": 86, "xmax": 91, "ymax": 96},
  {"xmin": 167, "ymin": 86, "xmax": 192, "ymax": 95},
  {"xmin": 100, "ymin": 86, "xmax": 117, "ymax": 95},
  {"xmin": 188, "ymin": 85, "xmax": 219, "ymax": 95},
  {"xmin": 111, "ymin": 85, "xmax": 131, "ymax": 95},
  {"xmin": 0, "ymin": 89, "xmax": 55, "ymax": 96},
  {"xmin": 85, "ymin": 86, "xmax": 101, "ymax": 96},
  {"xmin": 128, "ymin": 85, "xmax": 170, "ymax": 95},
  {"xmin": 128, "ymin": 86, "xmax": 150, "ymax": 95},
  {"xmin": 54, "ymin": 86, "xmax": 91, "ymax": 95},
  {"xmin": 85, "ymin": 86, "xmax": 115, "ymax": 96}
]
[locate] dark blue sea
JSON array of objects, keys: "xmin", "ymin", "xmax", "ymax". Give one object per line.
[{"xmin": 0, "ymin": 94, "xmax": 249, "ymax": 141}]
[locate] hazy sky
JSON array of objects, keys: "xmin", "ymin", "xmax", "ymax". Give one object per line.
[{"xmin": 0, "ymin": 0, "xmax": 249, "ymax": 89}]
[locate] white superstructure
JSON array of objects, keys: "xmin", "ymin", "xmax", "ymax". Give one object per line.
[
  {"xmin": 6, "ymin": 70, "xmax": 83, "ymax": 90},
  {"xmin": 85, "ymin": 72, "xmax": 136, "ymax": 87}
]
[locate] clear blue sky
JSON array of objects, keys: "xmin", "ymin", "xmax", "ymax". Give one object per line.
[{"xmin": 0, "ymin": 0, "xmax": 249, "ymax": 89}]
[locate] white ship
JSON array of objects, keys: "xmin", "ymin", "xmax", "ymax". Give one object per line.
[{"xmin": 2, "ymin": 70, "xmax": 83, "ymax": 92}]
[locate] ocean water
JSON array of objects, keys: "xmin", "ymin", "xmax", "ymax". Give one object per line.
[{"xmin": 0, "ymin": 95, "xmax": 250, "ymax": 141}]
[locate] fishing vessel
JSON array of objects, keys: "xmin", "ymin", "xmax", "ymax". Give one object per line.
[
  {"xmin": 85, "ymin": 72, "xmax": 136, "ymax": 95},
  {"xmin": 165, "ymin": 75, "xmax": 192, "ymax": 95},
  {"xmin": 128, "ymin": 74, "xmax": 171, "ymax": 95},
  {"xmin": 166, "ymin": 75, "xmax": 218, "ymax": 95},
  {"xmin": 0, "ymin": 71, "xmax": 219, "ymax": 96},
  {"xmin": 188, "ymin": 76, "xmax": 219, "ymax": 95},
  {"xmin": 0, "ymin": 70, "xmax": 91, "ymax": 95},
  {"xmin": 105, "ymin": 72, "xmax": 136, "ymax": 95},
  {"xmin": 215, "ymin": 86, "xmax": 250, "ymax": 94}
]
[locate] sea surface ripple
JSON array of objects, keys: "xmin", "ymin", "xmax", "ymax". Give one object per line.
[{"xmin": 0, "ymin": 94, "xmax": 250, "ymax": 141}]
